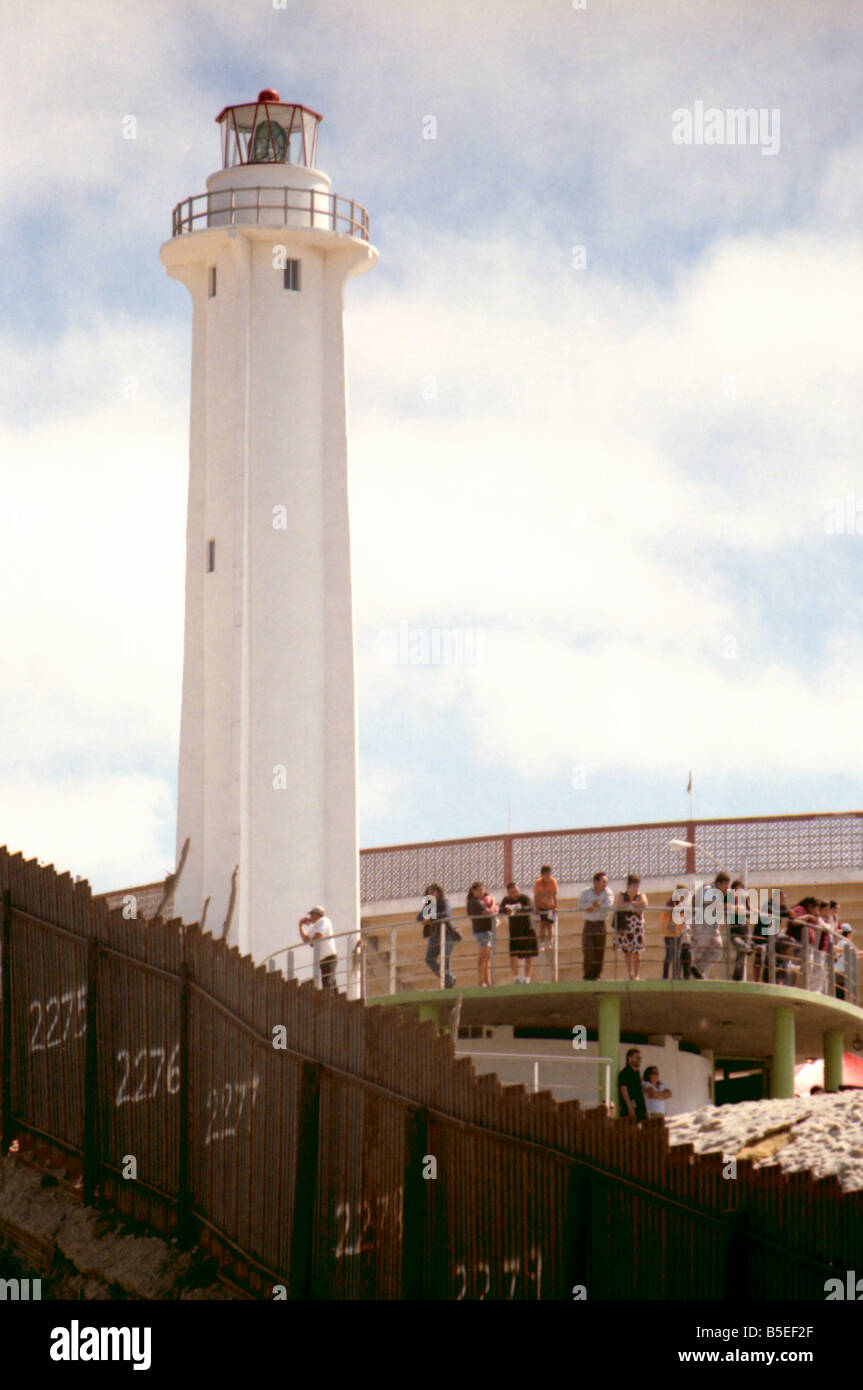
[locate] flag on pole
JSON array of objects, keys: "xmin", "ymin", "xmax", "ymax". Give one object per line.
[{"xmin": 686, "ymin": 770, "xmax": 692, "ymax": 795}]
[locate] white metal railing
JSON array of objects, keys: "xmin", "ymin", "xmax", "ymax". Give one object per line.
[
  {"xmin": 255, "ymin": 900, "xmax": 860, "ymax": 1007},
  {"xmin": 454, "ymin": 1049, "xmax": 613, "ymax": 1108},
  {"xmin": 351, "ymin": 903, "xmax": 860, "ymax": 1005},
  {"xmin": 171, "ymin": 186, "xmax": 370, "ymax": 240},
  {"xmin": 261, "ymin": 928, "xmax": 363, "ymax": 999}
]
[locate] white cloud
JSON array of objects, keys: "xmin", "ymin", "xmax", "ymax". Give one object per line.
[
  {"xmin": 0, "ymin": 317, "xmax": 187, "ymax": 886},
  {"xmin": 349, "ymin": 225, "xmax": 863, "ymax": 607},
  {"xmin": 346, "ymin": 224, "xmax": 863, "ymax": 795},
  {"xmin": 0, "ymin": 773, "xmax": 174, "ymax": 893},
  {"xmin": 457, "ymin": 630, "xmax": 863, "ymax": 782}
]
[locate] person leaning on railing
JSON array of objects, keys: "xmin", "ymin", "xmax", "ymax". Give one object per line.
[
  {"xmin": 827, "ymin": 902, "xmax": 849, "ymax": 993},
  {"xmin": 751, "ymin": 888, "xmax": 793, "ymax": 983},
  {"xmin": 534, "ymin": 865, "xmax": 558, "ymax": 952},
  {"xmin": 613, "ymin": 874, "xmax": 648, "ymax": 981},
  {"xmin": 785, "ymin": 897, "xmax": 820, "ymax": 986},
  {"xmin": 417, "ymin": 883, "xmax": 460, "ymax": 989},
  {"xmin": 691, "ymin": 873, "xmax": 729, "ymax": 980},
  {"xmin": 818, "ymin": 902, "xmax": 855, "ymax": 999},
  {"xmin": 467, "ymin": 880, "xmax": 498, "ymax": 987},
  {"xmin": 660, "ymin": 885, "xmax": 689, "ymax": 980},
  {"xmin": 729, "ymin": 879, "xmax": 753, "ymax": 981},
  {"xmin": 813, "ymin": 902, "xmax": 838, "ymax": 994},
  {"xmin": 836, "ymin": 923, "xmax": 855, "ymax": 1001},
  {"xmin": 500, "ymin": 881, "xmax": 538, "ymax": 984}
]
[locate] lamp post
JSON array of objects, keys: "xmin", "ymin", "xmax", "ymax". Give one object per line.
[
  {"xmin": 668, "ymin": 837, "xmax": 721, "ymax": 870},
  {"xmin": 668, "ymin": 838, "xmax": 746, "ymax": 886}
]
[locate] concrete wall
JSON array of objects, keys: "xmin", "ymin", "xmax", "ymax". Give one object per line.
[{"xmin": 455, "ymin": 1027, "xmax": 712, "ymax": 1115}]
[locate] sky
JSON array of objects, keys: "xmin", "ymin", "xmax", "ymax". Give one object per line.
[{"xmin": 1, "ymin": 0, "xmax": 862, "ymax": 894}]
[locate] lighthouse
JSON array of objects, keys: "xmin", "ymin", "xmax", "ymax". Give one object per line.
[{"xmin": 160, "ymin": 92, "xmax": 377, "ymax": 972}]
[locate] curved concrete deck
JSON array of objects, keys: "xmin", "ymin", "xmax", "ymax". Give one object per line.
[{"xmin": 368, "ymin": 979, "xmax": 863, "ymax": 1098}]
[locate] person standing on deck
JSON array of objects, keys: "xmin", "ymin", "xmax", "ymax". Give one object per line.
[
  {"xmin": 579, "ymin": 871, "xmax": 614, "ymax": 981},
  {"xmin": 618, "ymin": 1048, "xmax": 647, "ymax": 1120},
  {"xmin": 500, "ymin": 881, "xmax": 537, "ymax": 983},
  {"xmin": 534, "ymin": 865, "xmax": 558, "ymax": 952},
  {"xmin": 298, "ymin": 906, "xmax": 338, "ymax": 993}
]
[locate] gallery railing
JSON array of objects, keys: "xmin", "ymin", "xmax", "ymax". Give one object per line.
[{"xmin": 171, "ymin": 186, "xmax": 371, "ymax": 240}]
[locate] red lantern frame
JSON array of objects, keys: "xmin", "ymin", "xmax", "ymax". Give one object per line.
[{"xmin": 215, "ymin": 96, "xmax": 323, "ymax": 169}]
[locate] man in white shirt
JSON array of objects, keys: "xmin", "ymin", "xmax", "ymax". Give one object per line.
[
  {"xmin": 578, "ymin": 871, "xmax": 615, "ymax": 980},
  {"xmin": 299, "ymin": 906, "xmax": 338, "ymax": 993}
]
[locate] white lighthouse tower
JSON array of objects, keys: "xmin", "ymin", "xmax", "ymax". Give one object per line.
[{"xmin": 160, "ymin": 91, "xmax": 376, "ymax": 971}]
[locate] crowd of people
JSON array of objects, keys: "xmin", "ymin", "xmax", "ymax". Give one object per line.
[
  {"xmin": 295, "ymin": 873, "xmax": 857, "ymax": 1000},
  {"xmin": 413, "ymin": 868, "xmax": 858, "ymax": 993},
  {"xmin": 661, "ymin": 874, "xmax": 857, "ymax": 996},
  {"xmin": 418, "ymin": 869, "xmax": 562, "ymax": 987}
]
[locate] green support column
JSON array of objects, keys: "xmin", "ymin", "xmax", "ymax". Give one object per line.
[
  {"xmin": 597, "ymin": 994, "xmax": 620, "ymax": 1110},
  {"xmin": 772, "ymin": 1007, "xmax": 795, "ymax": 1099},
  {"xmin": 417, "ymin": 999, "xmax": 459, "ymax": 1033},
  {"xmin": 824, "ymin": 1031, "xmax": 844, "ymax": 1093}
]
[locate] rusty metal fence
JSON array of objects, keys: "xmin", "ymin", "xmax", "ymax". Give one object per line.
[{"xmin": 2, "ymin": 846, "xmax": 863, "ymax": 1300}]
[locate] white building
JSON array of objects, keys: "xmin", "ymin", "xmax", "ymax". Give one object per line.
[{"xmin": 160, "ymin": 91, "xmax": 377, "ymax": 967}]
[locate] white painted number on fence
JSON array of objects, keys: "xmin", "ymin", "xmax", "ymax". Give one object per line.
[
  {"xmin": 115, "ymin": 1045, "xmax": 181, "ymax": 1106},
  {"xmin": 454, "ymin": 1249, "xmax": 542, "ymax": 1300},
  {"xmin": 29, "ymin": 987, "xmax": 87, "ymax": 1052},
  {"xmin": 333, "ymin": 1193, "xmax": 403, "ymax": 1258},
  {"xmin": 204, "ymin": 1074, "xmax": 260, "ymax": 1145}
]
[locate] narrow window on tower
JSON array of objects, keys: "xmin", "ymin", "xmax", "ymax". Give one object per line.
[
  {"xmin": 208, "ymin": 266, "xmax": 217, "ymax": 298},
  {"xmin": 283, "ymin": 259, "xmax": 301, "ymax": 291},
  {"xmin": 207, "ymin": 539, "xmax": 215, "ymax": 572}
]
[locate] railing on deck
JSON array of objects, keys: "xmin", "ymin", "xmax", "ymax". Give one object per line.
[
  {"xmin": 453, "ymin": 1050, "xmax": 613, "ymax": 1108},
  {"xmin": 171, "ymin": 186, "xmax": 371, "ymax": 240},
  {"xmin": 310, "ymin": 904, "xmax": 860, "ymax": 1004}
]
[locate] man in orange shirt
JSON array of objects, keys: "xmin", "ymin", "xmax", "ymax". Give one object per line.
[{"xmin": 534, "ymin": 865, "xmax": 558, "ymax": 951}]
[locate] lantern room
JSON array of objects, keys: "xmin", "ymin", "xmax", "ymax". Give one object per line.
[{"xmin": 216, "ymin": 90, "xmax": 322, "ymax": 169}]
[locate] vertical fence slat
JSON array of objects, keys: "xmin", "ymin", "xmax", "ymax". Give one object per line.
[
  {"xmin": 1, "ymin": 890, "xmax": 12, "ymax": 1155},
  {"xmin": 288, "ymin": 1060, "xmax": 321, "ymax": 1299},
  {"xmin": 177, "ymin": 956, "xmax": 192, "ymax": 1246},
  {"xmin": 402, "ymin": 1105, "xmax": 428, "ymax": 1299},
  {"xmin": 82, "ymin": 935, "xmax": 100, "ymax": 1204}
]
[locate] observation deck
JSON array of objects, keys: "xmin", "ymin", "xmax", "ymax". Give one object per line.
[
  {"xmin": 170, "ymin": 186, "xmax": 370, "ymax": 241},
  {"xmin": 102, "ymin": 812, "xmax": 863, "ymax": 1109},
  {"xmin": 356, "ymin": 812, "xmax": 863, "ymax": 1108}
]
